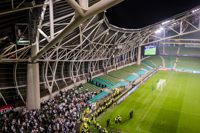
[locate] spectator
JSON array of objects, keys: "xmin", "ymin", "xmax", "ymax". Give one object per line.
[{"xmin": 0, "ymin": 87, "xmax": 97, "ymax": 133}]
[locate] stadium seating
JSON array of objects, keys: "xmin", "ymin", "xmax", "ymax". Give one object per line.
[
  {"xmin": 77, "ymin": 55, "xmax": 200, "ymax": 103},
  {"xmin": 179, "ymin": 47, "xmax": 200, "ymax": 56},
  {"xmin": 88, "ymin": 91, "xmax": 109, "ymax": 103},
  {"xmin": 176, "ymin": 57, "xmax": 200, "ymax": 72},
  {"xmin": 108, "ymin": 69, "xmax": 131, "ymax": 79},
  {"xmin": 100, "ymin": 75, "xmax": 119, "ymax": 84},
  {"xmin": 110, "ymin": 80, "xmax": 129, "ymax": 89},
  {"xmin": 79, "ymin": 83, "xmax": 101, "ymax": 93},
  {"xmin": 142, "ymin": 56, "xmax": 163, "ymax": 67},
  {"xmin": 92, "ymin": 75, "xmax": 119, "ymax": 89},
  {"xmin": 142, "ymin": 60, "xmax": 157, "ymax": 68},
  {"xmin": 136, "ymin": 69, "xmax": 147, "ymax": 76},
  {"xmin": 126, "ymin": 74, "xmax": 139, "ymax": 82},
  {"xmin": 143, "ymin": 65, "xmax": 153, "ymax": 70},
  {"xmin": 163, "ymin": 46, "xmax": 179, "ymax": 55},
  {"xmin": 90, "ymin": 57, "xmax": 162, "ymax": 92},
  {"xmin": 121, "ymin": 64, "xmax": 144, "ymax": 73},
  {"xmin": 162, "ymin": 56, "xmax": 176, "ymax": 68},
  {"xmin": 87, "ymin": 54, "xmax": 200, "ymax": 103},
  {"xmin": 159, "ymin": 45, "xmax": 200, "ymax": 57},
  {"xmin": 92, "ymin": 77, "xmax": 112, "ymax": 89},
  {"xmin": 91, "ymin": 62, "xmax": 154, "ymax": 90}
]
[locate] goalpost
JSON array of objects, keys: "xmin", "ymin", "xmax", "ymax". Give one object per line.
[{"xmin": 156, "ymin": 79, "xmax": 166, "ymax": 91}]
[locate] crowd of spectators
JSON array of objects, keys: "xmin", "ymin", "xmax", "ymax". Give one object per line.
[
  {"xmin": 0, "ymin": 87, "xmax": 97, "ymax": 133},
  {"xmin": 81, "ymin": 88, "xmax": 121, "ymax": 133}
]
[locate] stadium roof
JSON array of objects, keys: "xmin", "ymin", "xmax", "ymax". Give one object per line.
[
  {"xmin": 106, "ymin": 0, "xmax": 200, "ymax": 28},
  {"xmin": 1, "ymin": 0, "xmax": 200, "ymax": 108}
]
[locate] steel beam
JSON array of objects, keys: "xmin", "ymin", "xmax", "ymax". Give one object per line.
[
  {"xmin": 0, "ymin": 4, "xmax": 44, "ymax": 15},
  {"xmin": 32, "ymin": 0, "xmax": 124, "ymax": 62},
  {"xmin": 67, "ymin": 0, "xmax": 85, "ymax": 16},
  {"xmin": 49, "ymin": 0, "xmax": 55, "ymax": 39}
]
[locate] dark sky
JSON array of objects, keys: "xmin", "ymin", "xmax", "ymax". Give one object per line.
[{"xmin": 106, "ymin": 0, "xmax": 200, "ymax": 28}]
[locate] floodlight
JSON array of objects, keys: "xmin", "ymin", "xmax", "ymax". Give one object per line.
[
  {"xmin": 172, "ymin": 22, "xmax": 177, "ymax": 25},
  {"xmin": 162, "ymin": 20, "xmax": 171, "ymax": 25},
  {"xmin": 192, "ymin": 8, "xmax": 200, "ymax": 13},
  {"xmin": 155, "ymin": 27, "xmax": 164, "ymax": 34},
  {"xmin": 161, "ymin": 19, "xmax": 175, "ymax": 25},
  {"xmin": 106, "ymin": 31, "xmax": 109, "ymax": 35},
  {"xmin": 160, "ymin": 27, "xmax": 164, "ymax": 31}
]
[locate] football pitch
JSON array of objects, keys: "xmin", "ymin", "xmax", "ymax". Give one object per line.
[{"xmin": 96, "ymin": 71, "xmax": 200, "ymax": 133}]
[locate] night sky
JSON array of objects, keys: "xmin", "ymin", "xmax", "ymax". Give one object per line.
[{"xmin": 106, "ymin": 0, "xmax": 200, "ymax": 28}]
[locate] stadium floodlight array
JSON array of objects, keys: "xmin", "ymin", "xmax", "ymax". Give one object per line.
[
  {"xmin": 154, "ymin": 27, "xmax": 164, "ymax": 34},
  {"xmin": 161, "ymin": 19, "xmax": 175, "ymax": 25},
  {"xmin": 192, "ymin": 8, "xmax": 200, "ymax": 13}
]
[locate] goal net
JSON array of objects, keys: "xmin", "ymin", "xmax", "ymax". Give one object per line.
[{"xmin": 156, "ymin": 79, "xmax": 166, "ymax": 91}]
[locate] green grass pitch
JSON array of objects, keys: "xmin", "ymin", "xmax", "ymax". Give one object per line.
[{"xmin": 96, "ymin": 71, "xmax": 200, "ymax": 133}]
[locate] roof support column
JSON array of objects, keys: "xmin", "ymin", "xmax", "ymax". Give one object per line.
[
  {"xmin": 137, "ymin": 46, "xmax": 141, "ymax": 65},
  {"xmin": 27, "ymin": 43, "xmax": 40, "ymax": 109}
]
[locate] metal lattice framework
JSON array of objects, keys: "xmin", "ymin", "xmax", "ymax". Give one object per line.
[{"xmin": 0, "ymin": 0, "xmax": 200, "ymax": 105}]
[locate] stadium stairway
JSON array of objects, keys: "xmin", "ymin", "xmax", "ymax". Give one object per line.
[
  {"xmin": 160, "ymin": 56, "xmax": 165, "ymax": 68},
  {"xmin": 177, "ymin": 47, "xmax": 180, "ymax": 55},
  {"xmin": 162, "ymin": 56, "xmax": 176, "ymax": 69},
  {"xmin": 173, "ymin": 57, "xmax": 178, "ymax": 68}
]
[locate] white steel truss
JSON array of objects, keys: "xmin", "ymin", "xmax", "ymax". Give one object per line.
[{"xmin": 0, "ymin": 0, "xmax": 200, "ymax": 105}]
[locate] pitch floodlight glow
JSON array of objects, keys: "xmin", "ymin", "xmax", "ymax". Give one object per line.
[
  {"xmin": 172, "ymin": 22, "xmax": 177, "ymax": 25},
  {"xmin": 160, "ymin": 27, "xmax": 164, "ymax": 31},
  {"xmin": 192, "ymin": 8, "xmax": 200, "ymax": 13},
  {"xmin": 161, "ymin": 19, "xmax": 175, "ymax": 25},
  {"xmin": 155, "ymin": 27, "xmax": 164, "ymax": 34},
  {"xmin": 155, "ymin": 29, "xmax": 161, "ymax": 34},
  {"xmin": 162, "ymin": 20, "xmax": 171, "ymax": 25}
]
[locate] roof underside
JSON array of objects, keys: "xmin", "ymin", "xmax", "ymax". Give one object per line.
[{"xmin": 0, "ymin": 1, "xmax": 199, "ymax": 63}]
